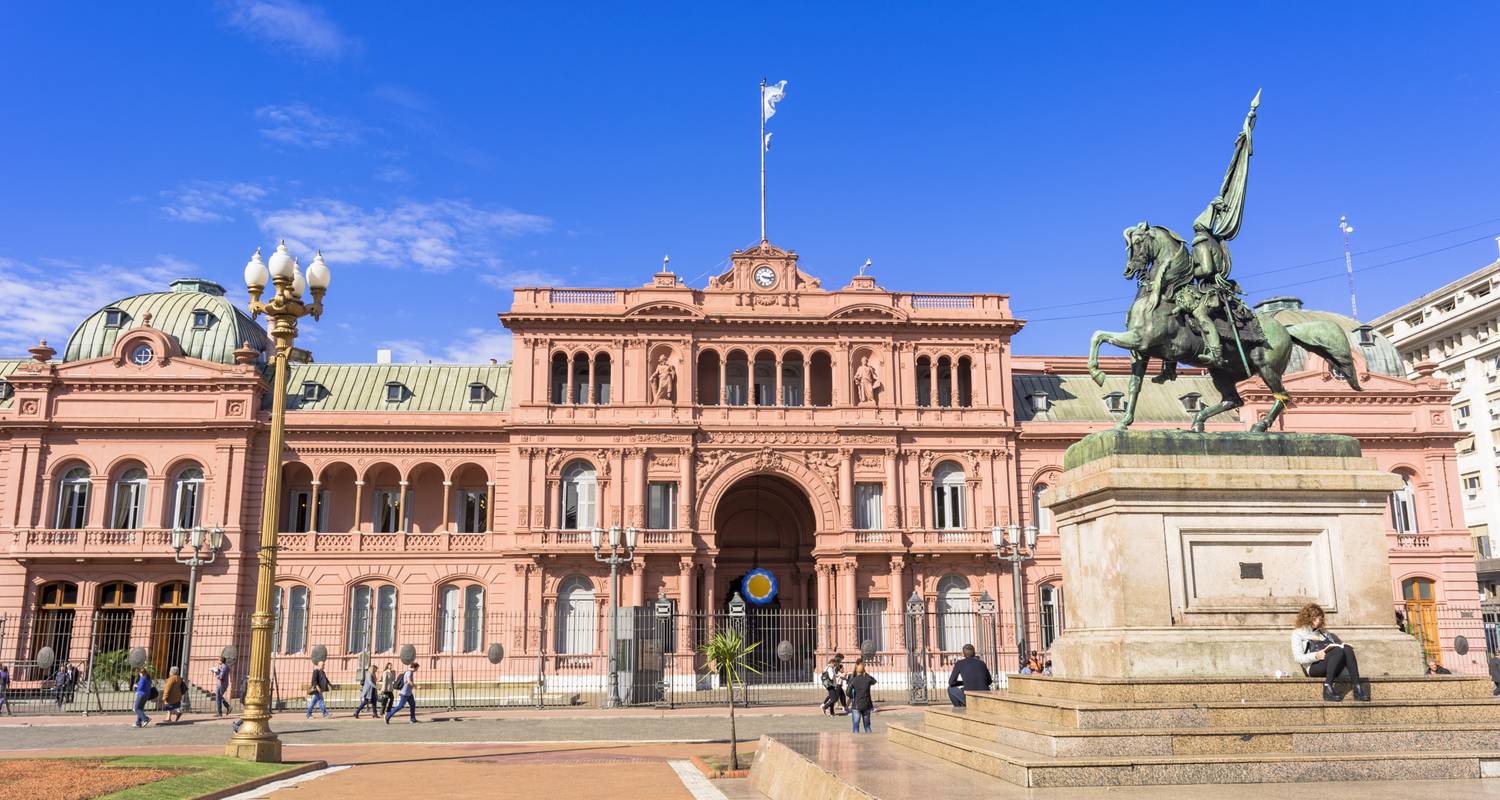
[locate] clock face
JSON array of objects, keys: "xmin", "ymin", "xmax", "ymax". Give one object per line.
[{"xmin": 753, "ymin": 266, "xmax": 776, "ymax": 288}]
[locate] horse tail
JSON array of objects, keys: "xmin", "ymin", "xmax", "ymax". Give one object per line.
[{"xmin": 1286, "ymin": 321, "xmax": 1362, "ymax": 391}]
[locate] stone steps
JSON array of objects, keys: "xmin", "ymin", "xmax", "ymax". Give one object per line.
[
  {"xmin": 1003, "ymin": 674, "xmax": 1496, "ymax": 703},
  {"xmin": 888, "ymin": 721, "xmax": 1500, "ymax": 788},
  {"xmin": 925, "ymin": 705, "xmax": 1500, "ymax": 757}
]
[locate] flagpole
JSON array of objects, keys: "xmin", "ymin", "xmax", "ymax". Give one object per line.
[{"xmin": 759, "ymin": 78, "xmax": 767, "ymax": 242}]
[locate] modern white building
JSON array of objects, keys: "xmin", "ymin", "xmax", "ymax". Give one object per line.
[{"xmin": 1372, "ymin": 247, "xmax": 1500, "ymax": 597}]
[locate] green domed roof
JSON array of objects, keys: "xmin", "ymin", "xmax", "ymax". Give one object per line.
[
  {"xmin": 64, "ymin": 279, "xmax": 270, "ymax": 364},
  {"xmin": 1253, "ymin": 296, "xmax": 1405, "ymax": 377}
]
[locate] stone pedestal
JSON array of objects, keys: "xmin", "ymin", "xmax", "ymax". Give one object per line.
[{"xmin": 1045, "ymin": 430, "xmax": 1425, "ymax": 679}]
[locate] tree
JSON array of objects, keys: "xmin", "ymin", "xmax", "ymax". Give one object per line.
[{"xmin": 697, "ymin": 625, "xmax": 761, "ymax": 771}]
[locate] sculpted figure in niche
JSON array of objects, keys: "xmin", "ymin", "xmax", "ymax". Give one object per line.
[
  {"xmin": 854, "ymin": 356, "xmax": 883, "ymax": 405},
  {"xmin": 650, "ymin": 354, "xmax": 677, "ymax": 403}
]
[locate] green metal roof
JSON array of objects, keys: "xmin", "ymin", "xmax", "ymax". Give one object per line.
[
  {"xmin": 64, "ymin": 279, "xmax": 270, "ymax": 365},
  {"xmin": 1014, "ymin": 373, "xmax": 1236, "ymax": 424},
  {"xmin": 0, "ymin": 359, "xmax": 21, "ymax": 409},
  {"xmin": 1254, "ymin": 296, "xmax": 1405, "ymax": 377},
  {"xmin": 287, "ymin": 363, "xmax": 512, "ymax": 412}
]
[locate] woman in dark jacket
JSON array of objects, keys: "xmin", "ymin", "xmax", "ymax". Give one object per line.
[{"xmin": 844, "ymin": 661, "xmax": 877, "ymax": 734}]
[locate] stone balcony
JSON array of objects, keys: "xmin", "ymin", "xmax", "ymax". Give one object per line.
[{"xmin": 7, "ymin": 527, "xmax": 183, "ymax": 559}]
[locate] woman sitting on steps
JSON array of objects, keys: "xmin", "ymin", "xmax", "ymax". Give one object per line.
[{"xmin": 1292, "ymin": 603, "xmax": 1370, "ymax": 702}]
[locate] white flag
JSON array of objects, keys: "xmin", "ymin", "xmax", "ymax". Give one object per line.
[
  {"xmin": 763, "ymin": 132, "xmax": 772, "ymax": 152},
  {"xmin": 762, "ymin": 80, "xmax": 787, "ymax": 121}
]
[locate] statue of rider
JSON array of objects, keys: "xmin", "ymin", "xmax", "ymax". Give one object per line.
[{"xmin": 1167, "ymin": 91, "xmax": 1259, "ymax": 369}]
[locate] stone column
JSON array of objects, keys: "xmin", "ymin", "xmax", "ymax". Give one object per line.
[
  {"xmin": 678, "ymin": 449, "xmax": 693, "ymax": 532},
  {"xmin": 928, "ymin": 359, "xmax": 938, "ymax": 408},
  {"xmin": 309, "ymin": 480, "xmax": 321, "ymax": 534},
  {"xmin": 816, "ymin": 562, "xmax": 833, "ymax": 652},
  {"xmin": 566, "ymin": 358, "xmax": 576, "ymax": 405},
  {"xmin": 587, "ymin": 355, "xmax": 597, "ymax": 405},
  {"xmin": 678, "ymin": 558, "xmax": 695, "ymax": 652},
  {"xmin": 888, "ymin": 557, "xmax": 906, "ymax": 648},
  {"xmin": 441, "ymin": 480, "xmax": 452, "ymax": 532},
  {"xmin": 548, "ymin": 479, "xmax": 561, "ymax": 530},
  {"xmin": 703, "ymin": 561, "xmax": 717, "ymax": 612},
  {"xmin": 884, "ymin": 450, "xmax": 900, "ymax": 529},
  {"xmin": 773, "ymin": 356, "xmax": 783, "ymax": 405},
  {"xmin": 630, "ymin": 557, "xmax": 646, "ymax": 606},
  {"xmin": 630, "ymin": 449, "xmax": 647, "ymax": 529},
  {"xmin": 397, "ymin": 479, "xmax": 408, "ymax": 533},
  {"xmin": 839, "ymin": 448, "xmax": 854, "ymax": 530},
  {"xmin": 840, "ymin": 559, "xmax": 859, "ymax": 652},
  {"xmin": 353, "ymin": 481, "xmax": 365, "ymax": 532}
]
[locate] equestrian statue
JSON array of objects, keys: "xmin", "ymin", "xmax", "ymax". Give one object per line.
[{"xmin": 1086, "ymin": 90, "xmax": 1362, "ymax": 433}]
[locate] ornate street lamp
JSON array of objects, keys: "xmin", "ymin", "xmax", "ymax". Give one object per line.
[
  {"xmin": 592, "ymin": 524, "xmax": 639, "ymax": 708},
  {"xmin": 172, "ymin": 525, "xmax": 224, "ymax": 712},
  {"xmin": 991, "ymin": 524, "xmax": 1038, "ymax": 672},
  {"xmin": 226, "ymin": 242, "xmax": 329, "ymax": 762}
]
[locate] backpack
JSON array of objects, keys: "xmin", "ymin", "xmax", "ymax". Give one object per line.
[
  {"xmin": 393, "ymin": 672, "xmax": 406, "ymax": 692},
  {"xmin": 147, "ymin": 682, "xmax": 160, "ymax": 702},
  {"xmin": 820, "ymin": 671, "xmax": 835, "ymax": 689}
]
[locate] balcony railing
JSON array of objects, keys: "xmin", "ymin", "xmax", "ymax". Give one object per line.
[
  {"xmin": 11, "ymin": 528, "xmax": 177, "ymax": 556},
  {"xmin": 276, "ymin": 531, "xmax": 490, "ymax": 554},
  {"xmin": 1396, "ymin": 533, "xmax": 1432, "ymax": 548}
]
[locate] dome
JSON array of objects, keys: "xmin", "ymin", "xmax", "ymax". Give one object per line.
[
  {"xmin": 1252, "ymin": 296, "xmax": 1405, "ymax": 377},
  {"xmin": 64, "ymin": 279, "xmax": 271, "ymax": 364}
]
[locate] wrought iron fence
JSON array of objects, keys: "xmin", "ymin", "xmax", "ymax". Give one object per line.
[{"xmin": 1394, "ymin": 601, "xmax": 1497, "ymax": 677}]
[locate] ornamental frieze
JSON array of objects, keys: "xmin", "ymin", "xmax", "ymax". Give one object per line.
[{"xmin": 699, "ymin": 431, "xmax": 840, "ymax": 445}]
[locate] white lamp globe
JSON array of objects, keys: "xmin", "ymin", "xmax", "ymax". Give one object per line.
[
  {"xmin": 291, "ymin": 258, "xmax": 306, "ymax": 297},
  {"xmin": 268, "ymin": 240, "xmax": 295, "ymax": 282},
  {"xmin": 306, "ymin": 251, "xmax": 330, "ymax": 291},
  {"xmin": 244, "ymin": 248, "xmax": 269, "ymax": 291}
]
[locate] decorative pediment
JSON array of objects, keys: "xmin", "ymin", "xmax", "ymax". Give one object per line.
[
  {"xmin": 623, "ymin": 300, "xmax": 704, "ymax": 319},
  {"xmin": 707, "ymin": 239, "xmax": 826, "ymax": 293},
  {"xmin": 826, "ymin": 303, "xmax": 908, "ymax": 322}
]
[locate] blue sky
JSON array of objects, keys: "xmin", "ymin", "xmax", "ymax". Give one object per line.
[{"xmin": 4, "ymin": 2, "xmax": 1500, "ymax": 363}]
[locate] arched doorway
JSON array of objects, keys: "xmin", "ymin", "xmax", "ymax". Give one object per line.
[{"xmin": 712, "ymin": 474, "xmax": 817, "ymax": 611}]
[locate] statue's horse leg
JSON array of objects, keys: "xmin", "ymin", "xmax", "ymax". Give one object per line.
[
  {"xmin": 1114, "ymin": 353, "xmax": 1150, "ymax": 432},
  {"xmin": 1088, "ymin": 329, "xmax": 1145, "ymax": 386},
  {"xmin": 1251, "ymin": 366, "xmax": 1291, "ymax": 433},
  {"xmin": 1192, "ymin": 368, "xmax": 1245, "ymax": 432}
]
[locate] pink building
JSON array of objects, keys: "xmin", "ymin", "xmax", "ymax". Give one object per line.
[{"xmin": 0, "ymin": 246, "xmax": 1483, "ymax": 707}]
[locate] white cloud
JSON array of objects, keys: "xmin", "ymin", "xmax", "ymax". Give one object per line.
[
  {"xmin": 0, "ymin": 256, "xmax": 184, "ymax": 356},
  {"xmin": 160, "ymin": 180, "xmax": 269, "ymax": 223},
  {"xmin": 220, "ymin": 0, "xmax": 354, "ymax": 60},
  {"xmin": 258, "ymin": 199, "xmax": 552, "ymax": 271},
  {"xmin": 381, "ymin": 328, "xmax": 513, "ymax": 365},
  {"xmin": 477, "ymin": 269, "xmax": 561, "ymax": 290},
  {"xmin": 254, "ymin": 103, "xmax": 360, "ymax": 149}
]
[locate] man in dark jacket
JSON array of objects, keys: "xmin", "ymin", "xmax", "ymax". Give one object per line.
[{"xmin": 947, "ymin": 644, "xmax": 993, "ymax": 707}]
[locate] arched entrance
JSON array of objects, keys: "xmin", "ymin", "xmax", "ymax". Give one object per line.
[{"xmin": 711, "ymin": 473, "xmax": 817, "ymax": 611}]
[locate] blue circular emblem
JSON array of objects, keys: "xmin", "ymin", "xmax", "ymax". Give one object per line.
[{"xmin": 742, "ymin": 568, "xmax": 778, "ymax": 605}]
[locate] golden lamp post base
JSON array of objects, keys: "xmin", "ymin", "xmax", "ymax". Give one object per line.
[{"xmin": 225, "ymin": 733, "xmax": 283, "ymax": 763}]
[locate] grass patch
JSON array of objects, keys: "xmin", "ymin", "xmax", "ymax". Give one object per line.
[{"xmin": 97, "ymin": 755, "xmax": 305, "ymax": 800}]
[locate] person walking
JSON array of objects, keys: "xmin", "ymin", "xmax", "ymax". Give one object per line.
[
  {"xmin": 305, "ymin": 661, "xmax": 332, "ymax": 718},
  {"xmin": 1292, "ymin": 603, "xmax": 1369, "ymax": 702},
  {"xmin": 947, "ymin": 644, "xmax": 993, "ymax": 707},
  {"xmin": 162, "ymin": 666, "xmax": 186, "ymax": 723},
  {"xmin": 385, "ymin": 662, "xmax": 418, "ymax": 724},
  {"xmin": 353, "ymin": 664, "xmax": 380, "ymax": 719},
  {"xmin": 818, "ymin": 656, "xmax": 846, "ymax": 716},
  {"xmin": 0, "ymin": 664, "xmax": 11, "ymax": 715},
  {"xmin": 132, "ymin": 667, "xmax": 153, "ymax": 728},
  {"xmin": 211, "ymin": 657, "xmax": 232, "ymax": 717},
  {"xmin": 844, "ymin": 661, "xmax": 877, "ymax": 734},
  {"xmin": 52, "ymin": 665, "xmax": 69, "ymax": 710},
  {"xmin": 379, "ymin": 662, "xmax": 396, "ymax": 717}
]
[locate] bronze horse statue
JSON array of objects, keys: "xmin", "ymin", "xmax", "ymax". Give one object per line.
[{"xmin": 1086, "ymin": 223, "xmax": 1361, "ymax": 433}]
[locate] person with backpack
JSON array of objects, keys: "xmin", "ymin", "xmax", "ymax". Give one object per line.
[
  {"xmin": 818, "ymin": 656, "xmax": 846, "ymax": 716},
  {"xmin": 384, "ymin": 662, "xmax": 418, "ymax": 724},
  {"xmin": 353, "ymin": 664, "xmax": 380, "ymax": 719},
  {"xmin": 133, "ymin": 667, "xmax": 154, "ymax": 728},
  {"xmin": 305, "ymin": 661, "xmax": 332, "ymax": 718}
]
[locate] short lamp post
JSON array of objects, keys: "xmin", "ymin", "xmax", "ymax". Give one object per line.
[
  {"xmin": 991, "ymin": 524, "xmax": 1038, "ymax": 672},
  {"xmin": 171, "ymin": 525, "xmax": 224, "ymax": 712},
  {"xmin": 227, "ymin": 241, "xmax": 329, "ymax": 763},
  {"xmin": 592, "ymin": 524, "xmax": 639, "ymax": 708}
]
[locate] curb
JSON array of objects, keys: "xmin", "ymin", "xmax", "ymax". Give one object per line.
[{"xmin": 195, "ymin": 760, "xmax": 328, "ymax": 800}]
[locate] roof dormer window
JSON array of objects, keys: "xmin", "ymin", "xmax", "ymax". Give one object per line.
[
  {"xmin": 468, "ymin": 383, "xmax": 488, "ymax": 403},
  {"xmin": 1104, "ymin": 392, "xmax": 1126, "ymax": 413},
  {"xmin": 103, "ymin": 308, "xmax": 126, "ymax": 328},
  {"xmin": 385, "ymin": 382, "xmax": 409, "ymax": 403},
  {"xmin": 1028, "ymin": 391, "xmax": 1050, "ymax": 414},
  {"xmin": 1180, "ymin": 392, "xmax": 1204, "ymax": 413},
  {"xmin": 0, "ymin": 380, "xmax": 12, "ymax": 402},
  {"xmin": 301, "ymin": 382, "xmax": 326, "ymax": 402},
  {"xmin": 192, "ymin": 310, "xmax": 216, "ymax": 330}
]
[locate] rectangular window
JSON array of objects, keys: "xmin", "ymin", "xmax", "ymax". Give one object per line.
[
  {"xmin": 933, "ymin": 484, "xmax": 965, "ymax": 530},
  {"xmin": 57, "ymin": 483, "xmax": 89, "ymax": 529},
  {"xmin": 468, "ymin": 383, "xmax": 487, "ymax": 403},
  {"xmin": 1477, "ymin": 535, "xmax": 1493, "ymax": 560},
  {"xmin": 856, "ymin": 598, "xmax": 887, "ymax": 654},
  {"xmin": 373, "ymin": 490, "xmax": 403, "ymax": 533},
  {"xmin": 348, "ymin": 585, "xmax": 371, "ymax": 653},
  {"xmin": 374, "ymin": 586, "xmax": 397, "ymax": 652},
  {"xmin": 1464, "ymin": 474, "xmax": 1482, "ymax": 502},
  {"xmin": 104, "ymin": 309, "xmax": 125, "ymax": 328},
  {"xmin": 287, "ymin": 490, "xmax": 328, "ymax": 532},
  {"xmin": 285, "ymin": 586, "xmax": 308, "ymax": 654},
  {"xmin": 439, "ymin": 585, "xmax": 461, "ymax": 653},
  {"xmin": 112, "ymin": 482, "xmax": 143, "ymax": 529},
  {"xmin": 562, "ymin": 480, "xmax": 595, "ymax": 530},
  {"xmin": 647, "ymin": 482, "xmax": 677, "ymax": 529},
  {"xmin": 1458, "ymin": 405, "xmax": 1472, "ymax": 428},
  {"xmin": 458, "ymin": 490, "xmax": 488, "ymax": 533},
  {"xmin": 463, "ymin": 585, "xmax": 483, "ymax": 653},
  {"xmin": 854, "ymin": 483, "xmax": 883, "ymax": 530}
]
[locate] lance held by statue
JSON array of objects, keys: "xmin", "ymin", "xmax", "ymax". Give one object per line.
[{"xmin": 1087, "ymin": 91, "xmax": 1364, "ymax": 433}]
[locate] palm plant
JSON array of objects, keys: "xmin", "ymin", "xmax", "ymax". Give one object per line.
[{"xmin": 697, "ymin": 625, "xmax": 761, "ymax": 770}]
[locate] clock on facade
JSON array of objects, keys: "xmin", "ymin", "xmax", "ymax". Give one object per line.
[{"xmin": 753, "ymin": 265, "xmax": 776, "ymax": 289}]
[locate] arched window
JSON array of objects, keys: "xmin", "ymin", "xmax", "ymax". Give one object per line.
[
  {"xmin": 936, "ymin": 575, "xmax": 973, "ymax": 652},
  {"xmin": 96, "ymin": 581, "xmax": 137, "ymax": 655},
  {"xmin": 696, "ymin": 350, "xmax": 721, "ymax": 405},
  {"xmin": 556, "ymin": 576, "xmax": 596, "ymax": 655},
  {"xmin": 570, "ymin": 353, "xmax": 589, "ymax": 404},
  {"xmin": 560, "ymin": 460, "xmax": 597, "ymax": 530},
  {"xmin": 915, "ymin": 356, "xmax": 933, "ymax": 407},
  {"xmin": 550, "ymin": 353, "xmax": 568, "ymax": 404},
  {"xmin": 1032, "ymin": 483, "xmax": 1051, "ymax": 534},
  {"xmin": 439, "ymin": 582, "xmax": 485, "ymax": 653},
  {"xmin": 753, "ymin": 350, "xmax": 776, "ymax": 406},
  {"xmin": 932, "ymin": 462, "xmax": 966, "ymax": 530},
  {"xmin": 1390, "ymin": 471, "xmax": 1418, "ymax": 533},
  {"xmin": 56, "ymin": 466, "xmax": 91, "ymax": 529},
  {"xmin": 152, "ymin": 581, "xmax": 188, "ymax": 675},
  {"xmin": 724, "ymin": 351, "xmax": 749, "ymax": 406},
  {"xmin": 592, "ymin": 353, "xmax": 611, "ymax": 404},
  {"xmin": 1039, "ymin": 584, "xmax": 1064, "ymax": 650},
  {"xmin": 273, "ymin": 584, "xmax": 309, "ymax": 655},
  {"xmin": 348, "ymin": 583, "xmax": 397, "ymax": 653},
  {"xmin": 111, "ymin": 467, "xmax": 147, "ymax": 529},
  {"xmin": 956, "ymin": 356, "xmax": 974, "ymax": 407},
  {"xmin": 808, "ymin": 351, "xmax": 833, "ymax": 406},
  {"xmin": 781, "ymin": 351, "xmax": 805, "ymax": 406},
  {"xmin": 936, "ymin": 356, "xmax": 953, "ymax": 407},
  {"xmin": 31, "ymin": 581, "xmax": 78, "ymax": 674},
  {"xmin": 172, "ymin": 465, "xmax": 205, "ymax": 529}
]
